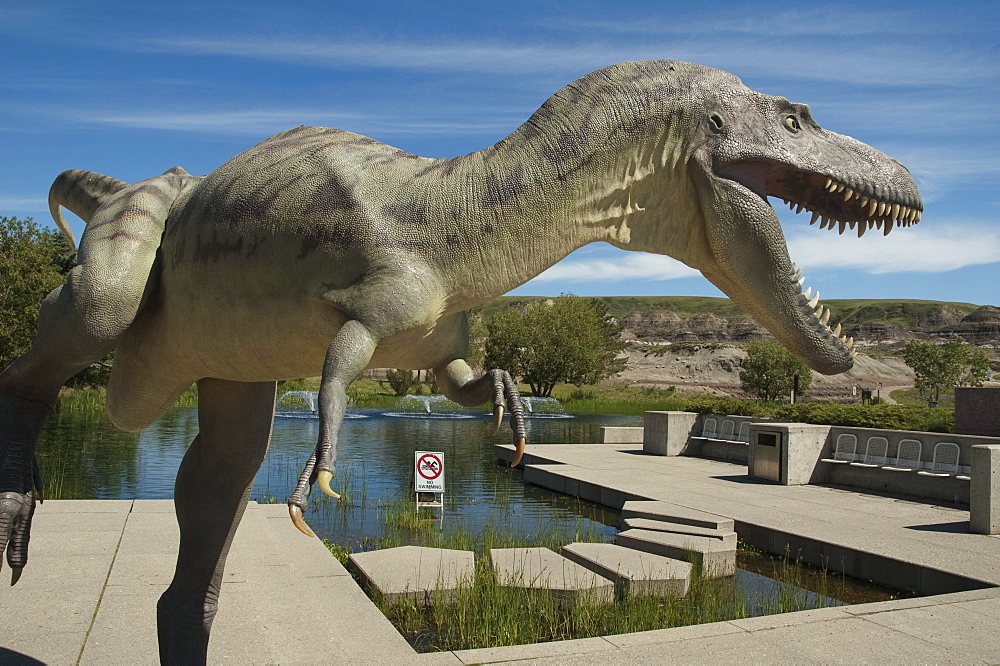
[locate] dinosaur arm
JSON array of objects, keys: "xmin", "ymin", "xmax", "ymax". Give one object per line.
[
  {"xmin": 287, "ymin": 320, "xmax": 377, "ymax": 536},
  {"xmin": 436, "ymin": 358, "xmax": 527, "ymax": 467}
]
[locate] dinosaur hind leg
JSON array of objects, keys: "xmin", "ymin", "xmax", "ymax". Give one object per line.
[
  {"xmin": 0, "ymin": 173, "xmax": 177, "ymax": 581},
  {"xmin": 157, "ymin": 378, "xmax": 275, "ymax": 665}
]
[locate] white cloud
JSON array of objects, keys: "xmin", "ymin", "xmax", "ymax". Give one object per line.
[
  {"xmin": 529, "ymin": 252, "xmax": 698, "ymax": 283},
  {"xmin": 78, "ymin": 108, "xmax": 525, "ymax": 137},
  {"xmin": 129, "ymin": 28, "xmax": 995, "ymax": 90},
  {"xmin": 787, "ymin": 222, "xmax": 1000, "ymax": 275},
  {"xmin": 0, "ymin": 195, "xmax": 47, "ymax": 210},
  {"xmin": 134, "ymin": 36, "xmax": 617, "ymax": 76}
]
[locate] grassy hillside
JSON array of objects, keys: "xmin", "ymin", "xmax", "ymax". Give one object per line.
[{"xmin": 480, "ymin": 296, "xmax": 984, "ymax": 330}]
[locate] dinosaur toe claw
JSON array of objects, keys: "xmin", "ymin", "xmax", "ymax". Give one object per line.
[
  {"xmin": 491, "ymin": 406, "xmax": 504, "ymax": 436},
  {"xmin": 316, "ymin": 470, "xmax": 340, "ymax": 499},
  {"xmin": 511, "ymin": 437, "xmax": 526, "ymax": 468},
  {"xmin": 288, "ymin": 504, "xmax": 315, "ymax": 537}
]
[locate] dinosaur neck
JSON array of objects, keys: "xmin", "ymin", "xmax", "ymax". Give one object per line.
[{"xmin": 428, "ymin": 103, "xmax": 694, "ymax": 313}]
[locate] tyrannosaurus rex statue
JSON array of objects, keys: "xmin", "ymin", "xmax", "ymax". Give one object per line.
[{"xmin": 0, "ymin": 60, "xmax": 922, "ymax": 662}]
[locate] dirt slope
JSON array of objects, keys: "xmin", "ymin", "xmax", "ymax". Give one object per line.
[{"xmin": 609, "ymin": 344, "xmax": 914, "ymax": 402}]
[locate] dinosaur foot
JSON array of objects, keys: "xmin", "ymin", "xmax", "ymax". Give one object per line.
[
  {"xmin": 0, "ymin": 394, "xmax": 50, "ymax": 583},
  {"xmin": 488, "ymin": 369, "xmax": 527, "ymax": 467}
]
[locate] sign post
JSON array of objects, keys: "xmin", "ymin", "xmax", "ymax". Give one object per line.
[{"xmin": 415, "ymin": 451, "xmax": 445, "ymax": 523}]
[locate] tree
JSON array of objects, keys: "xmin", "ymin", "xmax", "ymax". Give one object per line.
[
  {"xmin": 739, "ymin": 340, "xmax": 812, "ymax": 401},
  {"xmin": 904, "ymin": 336, "xmax": 988, "ymax": 404},
  {"xmin": 382, "ymin": 368, "xmax": 419, "ymax": 396},
  {"xmin": 484, "ymin": 295, "xmax": 627, "ymax": 397},
  {"xmin": 0, "ymin": 216, "xmax": 73, "ymax": 370}
]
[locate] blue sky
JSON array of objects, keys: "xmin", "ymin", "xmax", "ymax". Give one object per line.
[{"xmin": 2, "ymin": 1, "xmax": 998, "ymax": 305}]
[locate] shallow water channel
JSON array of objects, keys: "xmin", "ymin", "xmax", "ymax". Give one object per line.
[{"xmin": 35, "ymin": 403, "xmax": 901, "ymax": 608}]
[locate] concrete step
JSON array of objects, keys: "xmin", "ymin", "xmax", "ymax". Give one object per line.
[
  {"xmin": 489, "ymin": 547, "xmax": 614, "ymax": 607},
  {"xmin": 561, "ymin": 542, "xmax": 692, "ymax": 599},
  {"xmin": 347, "ymin": 545, "xmax": 474, "ymax": 604},
  {"xmin": 615, "ymin": 528, "xmax": 736, "ymax": 578},
  {"xmin": 620, "ymin": 500, "xmax": 735, "ymax": 532},
  {"xmin": 622, "ymin": 517, "xmax": 738, "ymax": 545}
]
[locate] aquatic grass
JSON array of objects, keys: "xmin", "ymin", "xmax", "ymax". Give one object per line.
[
  {"xmin": 370, "ymin": 555, "xmax": 779, "ymax": 652},
  {"xmin": 54, "ymin": 384, "xmax": 199, "ymax": 411},
  {"xmin": 328, "ymin": 520, "xmax": 868, "ymax": 653}
]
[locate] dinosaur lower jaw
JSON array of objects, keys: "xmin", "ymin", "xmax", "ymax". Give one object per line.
[
  {"xmin": 704, "ymin": 258, "xmax": 855, "ymax": 374},
  {"xmin": 698, "ymin": 169, "xmax": 857, "ymax": 374}
]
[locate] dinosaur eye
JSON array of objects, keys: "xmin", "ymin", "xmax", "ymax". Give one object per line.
[
  {"xmin": 784, "ymin": 115, "xmax": 802, "ymax": 132},
  {"xmin": 709, "ymin": 114, "xmax": 725, "ymax": 133}
]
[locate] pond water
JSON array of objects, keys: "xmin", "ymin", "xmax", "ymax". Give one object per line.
[{"xmin": 35, "ymin": 405, "xmax": 633, "ymax": 547}]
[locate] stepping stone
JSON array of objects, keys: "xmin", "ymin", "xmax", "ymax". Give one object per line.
[
  {"xmin": 615, "ymin": 528, "xmax": 736, "ymax": 578},
  {"xmin": 622, "ymin": 517, "xmax": 738, "ymax": 546},
  {"xmin": 561, "ymin": 542, "xmax": 692, "ymax": 599},
  {"xmin": 347, "ymin": 546, "xmax": 474, "ymax": 604},
  {"xmin": 620, "ymin": 500, "xmax": 734, "ymax": 532},
  {"xmin": 489, "ymin": 547, "xmax": 614, "ymax": 607}
]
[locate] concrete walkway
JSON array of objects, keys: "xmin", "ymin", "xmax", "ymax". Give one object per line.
[{"xmin": 3, "ymin": 443, "xmax": 1000, "ymax": 663}]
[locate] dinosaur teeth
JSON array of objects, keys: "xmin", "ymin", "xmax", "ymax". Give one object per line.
[
  {"xmin": 868, "ymin": 200, "xmax": 878, "ymax": 217},
  {"xmin": 819, "ymin": 307, "xmax": 830, "ymax": 326},
  {"xmin": 798, "ymin": 276, "xmax": 805, "ymax": 287},
  {"xmin": 838, "ymin": 220, "xmax": 847, "ymax": 234},
  {"xmin": 803, "ymin": 287, "xmax": 812, "ymax": 300},
  {"xmin": 810, "ymin": 211, "xmax": 820, "ymax": 225},
  {"xmin": 833, "ymin": 323, "xmax": 842, "ymax": 337},
  {"xmin": 825, "ymin": 177, "xmax": 833, "ymax": 190},
  {"xmin": 793, "ymin": 267, "xmax": 802, "ymax": 280},
  {"xmin": 844, "ymin": 189, "xmax": 854, "ymax": 202},
  {"xmin": 795, "ymin": 203, "xmax": 804, "ymax": 214},
  {"xmin": 808, "ymin": 291, "xmax": 820, "ymax": 309}
]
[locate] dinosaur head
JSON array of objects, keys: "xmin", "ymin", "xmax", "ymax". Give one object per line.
[{"xmin": 641, "ymin": 64, "xmax": 923, "ymax": 374}]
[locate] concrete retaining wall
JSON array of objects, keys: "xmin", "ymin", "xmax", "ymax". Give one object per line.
[
  {"xmin": 599, "ymin": 426, "xmax": 644, "ymax": 444},
  {"xmin": 638, "ymin": 410, "xmax": 1000, "ymax": 534}
]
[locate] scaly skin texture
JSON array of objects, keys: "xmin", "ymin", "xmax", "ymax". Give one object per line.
[{"xmin": 0, "ymin": 61, "xmax": 921, "ymax": 663}]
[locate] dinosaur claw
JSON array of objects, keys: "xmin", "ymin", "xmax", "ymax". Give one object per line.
[
  {"xmin": 288, "ymin": 504, "xmax": 315, "ymax": 537},
  {"xmin": 511, "ymin": 438, "xmax": 525, "ymax": 467},
  {"xmin": 317, "ymin": 470, "xmax": 341, "ymax": 499},
  {"xmin": 10, "ymin": 567, "xmax": 22, "ymax": 586},
  {"xmin": 491, "ymin": 406, "xmax": 504, "ymax": 436}
]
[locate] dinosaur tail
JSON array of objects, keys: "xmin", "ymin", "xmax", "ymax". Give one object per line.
[{"xmin": 48, "ymin": 170, "xmax": 129, "ymax": 252}]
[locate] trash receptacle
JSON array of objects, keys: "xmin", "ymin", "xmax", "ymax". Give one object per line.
[{"xmin": 751, "ymin": 430, "xmax": 782, "ymax": 482}]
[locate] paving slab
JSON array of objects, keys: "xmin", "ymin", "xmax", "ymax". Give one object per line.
[
  {"xmin": 622, "ymin": 516, "xmax": 738, "ymax": 545},
  {"xmin": 489, "ymin": 547, "xmax": 614, "ymax": 607},
  {"xmin": 615, "ymin": 528, "xmax": 736, "ymax": 578},
  {"xmin": 561, "ymin": 542, "xmax": 692, "ymax": 598},
  {"xmin": 621, "ymin": 499, "xmax": 735, "ymax": 531},
  {"xmin": 348, "ymin": 545, "xmax": 475, "ymax": 603}
]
